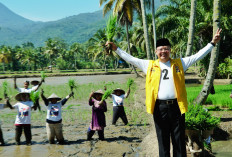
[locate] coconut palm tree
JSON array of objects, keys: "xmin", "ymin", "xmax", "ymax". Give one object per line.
[
  {"xmin": 69, "ymin": 43, "xmax": 84, "ymax": 70},
  {"xmin": 195, "ymin": 0, "xmax": 221, "ymax": 104},
  {"xmin": 151, "ymin": 0, "xmax": 157, "ymax": 57},
  {"xmin": 155, "ymin": 0, "xmax": 190, "ymax": 57},
  {"xmin": 140, "ymin": 0, "xmax": 152, "ymax": 59},
  {"xmin": 0, "ymin": 46, "xmax": 12, "ymax": 71},
  {"xmin": 87, "ymin": 28, "xmax": 109, "ymax": 72},
  {"xmin": 132, "ymin": 14, "xmax": 154, "ymax": 54},
  {"xmin": 186, "ymin": 0, "xmax": 197, "ymax": 57},
  {"xmin": 44, "ymin": 38, "xmax": 67, "ymax": 72}
]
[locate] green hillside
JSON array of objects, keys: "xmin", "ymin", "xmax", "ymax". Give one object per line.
[
  {"xmin": 0, "ymin": 1, "xmax": 162, "ymax": 47},
  {"xmin": 0, "ymin": 2, "xmax": 107, "ymax": 46}
]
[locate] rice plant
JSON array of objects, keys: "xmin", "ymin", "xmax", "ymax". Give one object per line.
[
  {"xmin": 30, "ymin": 91, "xmax": 40, "ymax": 104},
  {"xmin": 67, "ymin": 79, "xmax": 78, "ymax": 95},
  {"xmin": 186, "ymin": 84, "xmax": 232, "ymax": 108},
  {"xmin": 2, "ymin": 80, "xmax": 9, "ymax": 98},
  {"xmin": 102, "ymin": 89, "xmax": 113, "ymax": 101},
  {"xmin": 127, "ymin": 78, "xmax": 134, "ymax": 88},
  {"xmin": 105, "ymin": 14, "xmax": 117, "ymax": 55},
  {"xmin": 41, "ymin": 71, "xmax": 47, "ymax": 82}
]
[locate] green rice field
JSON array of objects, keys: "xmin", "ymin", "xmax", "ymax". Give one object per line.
[{"xmin": 186, "ymin": 84, "xmax": 232, "ymax": 108}]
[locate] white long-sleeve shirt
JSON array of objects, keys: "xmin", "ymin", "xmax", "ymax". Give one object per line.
[{"xmin": 116, "ymin": 43, "xmax": 214, "ymax": 100}]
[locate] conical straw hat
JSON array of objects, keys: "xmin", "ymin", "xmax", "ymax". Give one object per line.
[
  {"xmin": 31, "ymin": 80, "xmax": 40, "ymax": 85},
  {"xmin": 15, "ymin": 92, "xmax": 30, "ymax": 101},
  {"xmin": 48, "ymin": 93, "xmax": 61, "ymax": 101},
  {"xmin": 113, "ymin": 88, "xmax": 125, "ymax": 95}
]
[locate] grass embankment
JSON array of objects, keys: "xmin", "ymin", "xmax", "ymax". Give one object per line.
[
  {"xmin": 187, "ymin": 84, "xmax": 232, "ymax": 109},
  {"xmin": 0, "ymin": 80, "xmax": 149, "ymax": 128},
  {"xmin": 0, "ymin": 69, "xmax": 133, "ymax": 78}
]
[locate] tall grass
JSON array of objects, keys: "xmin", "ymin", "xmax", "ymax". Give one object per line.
[{"xmin": 186, "ymin": 84, "xmax": 232, "ymax": 107}]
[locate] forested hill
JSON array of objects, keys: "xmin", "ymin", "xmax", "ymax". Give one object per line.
[{"xmin": 0, "ymin": 2, "xmax": 107, "ymax": 46}]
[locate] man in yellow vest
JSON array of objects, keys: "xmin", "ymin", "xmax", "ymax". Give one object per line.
[{"xmin": 106, "ymin": 28, "xmax": 222, "ymax": 157}]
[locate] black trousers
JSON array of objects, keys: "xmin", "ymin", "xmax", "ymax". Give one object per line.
[
  {"xmin": 112, "ymin": 106, "xmax": 128, "ymax": 125},
  {"xmin": 87, "ymin": 128, "xmax": 104, "ymax": 140},
  {"xmin": 35, "ymin": 98, "xmax": 41, "ymax": 111},
  {"xmin": 0, "ymin": 127, "xmax": 4, "ymax": 144},
  {"xmin": 15, "ymin": 125, "xmax": 32, "ymax": 143},
  {"xmin": 153, "ymin": 100, "xmax": 186, "ymax": 157}
]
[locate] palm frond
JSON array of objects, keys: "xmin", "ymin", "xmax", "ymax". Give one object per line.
[
  {"xmin": 99, "ymin": 0, "xmax": 108, "ymax": 7},
  {"xmin": 103, "ymin": 0, "xmax": 115, "ymax": 16}
]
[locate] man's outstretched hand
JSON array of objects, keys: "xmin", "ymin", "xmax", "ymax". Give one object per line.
[
  {"xmin": 105, "ymin": 41, "xmax": 118, "ymax": 51},
  {"xmin": 211, "ymin": 28, "xmax": 222, "ymax": 44}
]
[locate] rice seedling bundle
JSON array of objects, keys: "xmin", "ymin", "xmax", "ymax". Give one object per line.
[
  {"xmin": 30, "ymin": 91, "xmax": 40, "ymax": 104},
  {"xmin": 105, "ymin": 14, "xmax": 117, "ymax": 55},
  {"xmin": 106, "ymin": 14, "xmax": 117, "ymax": 42},
  {"xmin": 2, "ymin": 81, "xmax": 8, "ymax": 97},
  {"xmin": 41, "ymin": 71, "xmax": 47, "ymax": 82},
  {"xmin": 102, "ymin": 89, "xmax": 113, "ymax": 101},
  {"xmin": 127, "ymin": 78, "xmax": 134, "ymax": 88},
  {"xmin": 68, "ymin": 79, "xmax": 78, "ymax": 91}
]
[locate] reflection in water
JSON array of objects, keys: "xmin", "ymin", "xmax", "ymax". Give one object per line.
[
  {"xmin": 14, "ymin": 146, "xmax": 31, "ymax": 157},
  {"xmin": 212, "ymin": 140, "xmax": 232, "ymax": 157}
]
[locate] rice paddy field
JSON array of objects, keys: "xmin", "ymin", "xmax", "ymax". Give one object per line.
[{"xmin": 186, "ymin": 84, "xmax": 232, "ymax": 108}]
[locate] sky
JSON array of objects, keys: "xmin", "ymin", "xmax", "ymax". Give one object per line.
[{"xmin": 0, "ymin": 0, "xmax": 103, "ymax": 22}]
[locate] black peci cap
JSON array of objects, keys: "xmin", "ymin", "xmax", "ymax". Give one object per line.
[{"xmin": 156, "ymin": 38, "xmax": 171, "ymax": 48}]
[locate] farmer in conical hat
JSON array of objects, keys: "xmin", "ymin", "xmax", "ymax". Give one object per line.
[
  {"xmin": 87, "ymin": 90, "xmax": 107, "ymax": 141},
  {"xmin": 0, "ymin": 97, "xmax": 13, "ymax": 146},
  {"xmin": 9, "ymin": 92, "xmax": 36, "ymax": 145},
  {"xmin": 110, "ymin": 87, "xmax": 130, "ymax": 126},
  {"xmin": 14, "ymin": 77, "xmax": 44, "ymax": 93},
  {"xmin": 41, "ymin": 89, "xmax": 74, "ymax": 145}
]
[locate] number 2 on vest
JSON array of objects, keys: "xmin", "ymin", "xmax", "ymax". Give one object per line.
[{"xmin": 162, "ymin": 69, "xmax": 169, "ymax": 80}]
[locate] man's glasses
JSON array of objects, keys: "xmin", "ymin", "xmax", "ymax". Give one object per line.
[{"xmin": 157, "ymin": 48, "xmax": 170, "ymax": 51}]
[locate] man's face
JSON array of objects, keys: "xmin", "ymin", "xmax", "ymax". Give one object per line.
[
  {"xmin": 155, "ymin": 46, "xmax": 171, "ymax": 63},
  {"xmin": 24, "ymin": 82, "xmax": 29, "ymax": 89},
  {"xmin": 21, "ymin": 93, "xmax": 29, "ymax": 101},
  {"xmin": 115, "ymin": 90, "xmax": 121, "ymax": 96},
  {"xmin": 50, "ymin": 99, "xmax": 58, "ymax": 104},
  {"xmin": 95, "ymin": 94, "xmax": 102, "ymax": 101}
]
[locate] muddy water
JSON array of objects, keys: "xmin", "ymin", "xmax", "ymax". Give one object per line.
[
  {"xmin": 0, "ymin": 74, "xmax": 149, "ymax": 157},
  {"xmin": 211, "ymin": 140, "xmax": 232, "ymax": 157}
]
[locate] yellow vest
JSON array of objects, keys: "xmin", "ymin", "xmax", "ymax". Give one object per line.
[{"xmin": 145, "ymin": 59, "xmax": 188, "ymax": 114}]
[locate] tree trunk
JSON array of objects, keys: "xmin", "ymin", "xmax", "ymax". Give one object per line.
[
  {"xmin": 103, "ymin": 54, "xmax": 107, "ymax": 72},
  {"xmin": 194, "ymin": 0, "xmax": 221, "ymax": 104},
  {"xmin": 151, "ymin": 0, "xmax": 157, "ymax": 59},
  {"xmin": 2, "ymin": 62, "xmax": 5, "ymax": 72},
  {"xmin": 125, "ymin": 21, "xmax": 140, "ymax": 77},
  {"xmin": 186, "ymin": 0, "xmax": 197, "ymax": 57},
  {"xmin": 140, "ymin": 0, "xmax": 152, "ymax": 59}
]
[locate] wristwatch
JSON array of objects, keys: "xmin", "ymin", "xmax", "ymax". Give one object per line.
[{"xmin": 210, "ymin": 42, "xmax": 216, "ymax": 47}]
